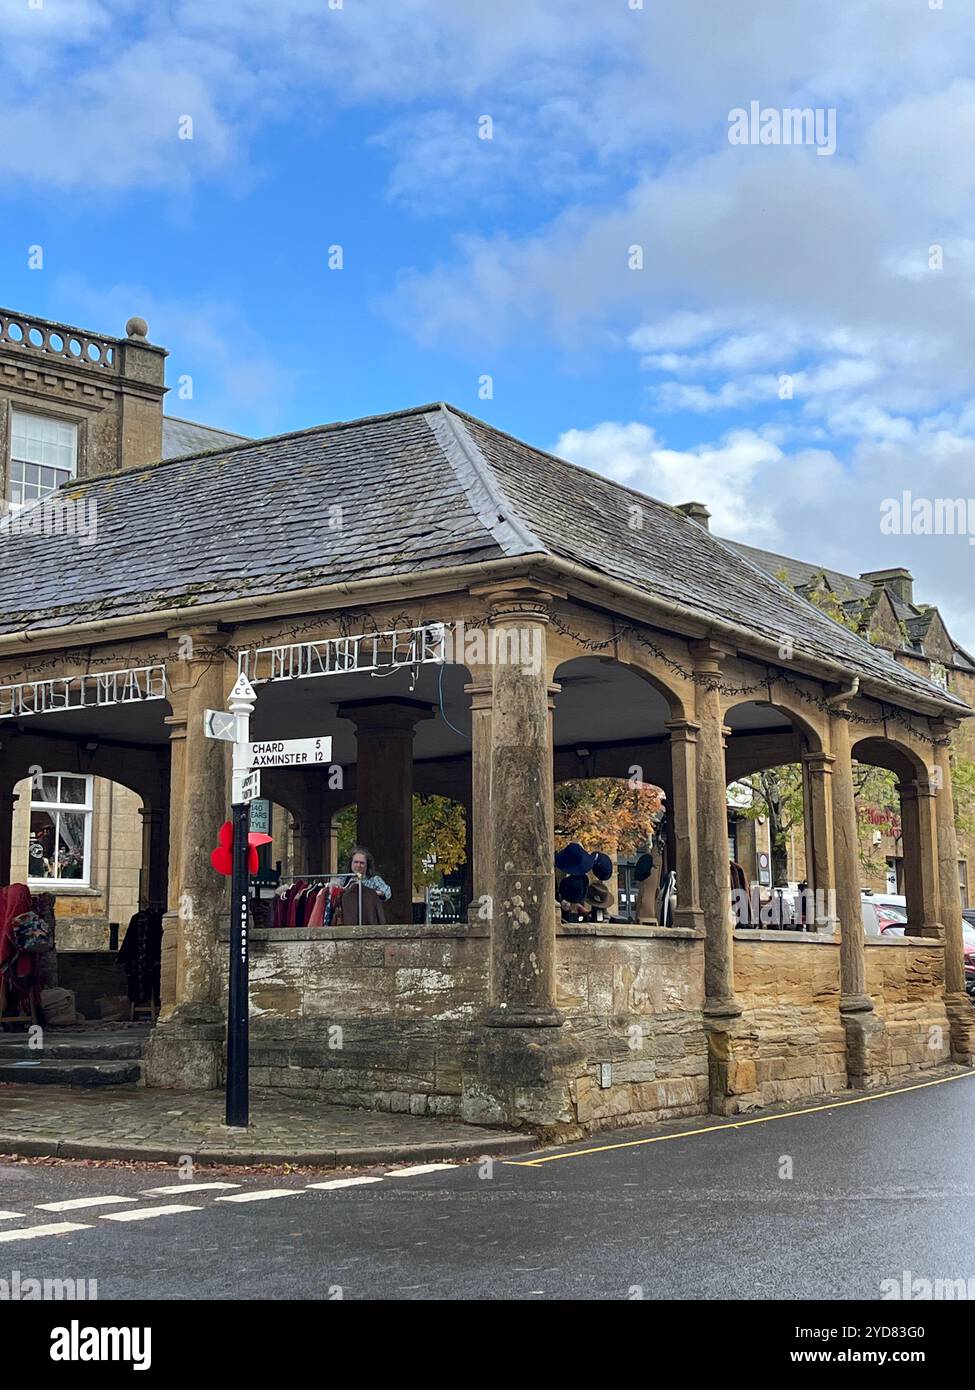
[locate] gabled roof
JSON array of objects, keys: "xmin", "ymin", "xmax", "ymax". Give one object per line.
[
  {"xmin": 162, "ymin": 416, "xmax": 249, "ymax": 459},
  {"xmin": 0, "ymin": 403, "xmax": 965, "ymax": 714}
]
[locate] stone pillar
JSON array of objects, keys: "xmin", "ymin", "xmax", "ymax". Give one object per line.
[
  {"xmin": 339, "ymin": 699, "xmax": 433, "ymax": 923},
  {"xmin": 0, "ymin": 789, "xmax": 18, "ymax": 885},
  {"xmin": 690, "ymin": 642, "xmax": 745, "ymax": 1114},
  {"xmin": 932, "ymin": 720, "xmax": 973, "ymax": 1063},
  {"xmin": 144, "ymin": 635, "xmax": 231, "ymax": 1089},
  {"xmin": 465, "ymin": 675, "xmax": 494, "ymax": 920},
  {"xmin": 461, "ymin": 582, "xmax": 583, "ymax": 1134},
  {"xmin": 139, "ymin": 805, "xmax": 168, "ymax": 911},
  {"xmin": 899, "ymin": 781, "xmax": 942, "ymax": 938},
  {"xmin": 665, "ymin": 719, "xmax": 703, "ymax": 931},
  {"xmin": 829, "ymin": 700, "xmax": 885, "ymax": 1086},
  {"xmin": 690, "ymin": 644, "xmax": 737, "ymax": 1010},
  {"xmin": 802, "ymin": 751, "xmax": 839, "ymax": 930}
]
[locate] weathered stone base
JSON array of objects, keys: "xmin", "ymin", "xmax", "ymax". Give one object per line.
[
  {"xmin": 947, "ymin": 992, "xmax": 975, "ymax": 1066},
  {"xmin": 460, "ymin": 1024, "xmax": 585, "ymax": 1138},
  {"xmin": 142, "ymin": 1005, "xmax": 223, "ymax": 1089}
]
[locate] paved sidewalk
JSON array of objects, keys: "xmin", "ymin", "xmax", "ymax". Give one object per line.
[{"xmin": 0, "ymin": 1083, "xmax": 533, "ymax": 1167}]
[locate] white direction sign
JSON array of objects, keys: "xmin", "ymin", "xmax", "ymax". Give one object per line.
[
  {"xmin": 232, "ymin": 768, "xmax": 262, "ymax": 805},
  {"xmin": 204, "ymin": 709, "xmax": 237, "ymax": 741},
  {"xmin": 242, "ymin": 736, "xmax": 332, "ymax": 768}
]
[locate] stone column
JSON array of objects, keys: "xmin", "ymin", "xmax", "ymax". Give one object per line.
[
  {"xmin": 461, "ymin": 582, "xmax": 583, "ymax": 1133},
  {"xmin": 690, "ymin": 643, "xmax": 737, "ymax": 1011},
  {"xmin": 138, "ymin": 805, "xmax": 168, "ymax": 911},
  {"xmin": 802, "ymin": 751, "xmax": 839, "ymax": 930},
  {"xmin": 690, "ymin": 642, "xmax": 746, "ymax": 1115},
  {"xmin": 338, "ymin": 699, "xmax": 433, "ymax": 923},
  {"xmin": 828, "ymin": 698, "xmax": 885, "ymax": 1086},
  {"xmin": 931, "ymin": 720, "xmax": 973, "ymax": 1063},
  {"xmin": 465, "ymin": 674, "xmax": 494, "ymax": 921},
  {"xmin": 899, "ymin": 781, "xmax": 943, "ymax": 938},
  {"xmin": 665, "ymin": 719, "xmax": 704, "ymax": 932},
  {"xmin": 144, "ymin": 634, "xmax": 231, "ymax": 1089}
]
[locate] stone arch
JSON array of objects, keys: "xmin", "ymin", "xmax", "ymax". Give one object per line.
[{"xmin": 852, "ymin": 732, "xmax": 939, "ymax": 933}]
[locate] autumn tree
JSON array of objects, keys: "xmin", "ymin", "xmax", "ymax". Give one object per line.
[
  {"xmin": 554, "ymin": 778, "xmax": 662, "ymax": 859},
  {"xmin": 734, "ymin": 765, "xmax": 804, "ymax": 885}
]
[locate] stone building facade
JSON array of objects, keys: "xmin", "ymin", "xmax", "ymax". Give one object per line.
[{"xmin": 0, "ymin": 368, "xmax": 970, "ymax": 1136}]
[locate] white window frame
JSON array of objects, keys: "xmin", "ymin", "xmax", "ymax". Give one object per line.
[
  {"xmin": 27, "ymin": 772, "xmax": 94, "ymax": 889},
  {"xmin": 8, "ymin": 408, "xmax": 79, "ymax": 510}
]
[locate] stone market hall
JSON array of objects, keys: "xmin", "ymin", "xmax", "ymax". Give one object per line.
[{"xmin": 0, "ymin": 315, "xmax": 971, "ymax": 1135}]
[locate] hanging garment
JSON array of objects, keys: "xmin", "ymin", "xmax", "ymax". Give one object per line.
[
  {"xmin": 306, "ymin": 887, "xmax": 328, "ymax": 929},
  {"xmin": 636, "ymin": 853, "xmax": 663, "ymax": 923},
  {"xmin": 729, "ymin": 861, "xmax": 752, "ymax": 925},
  {"xmin": 118, "ymin": 908, "xmax": 163, "ymax": 1006},
  {"xmin": 0, "ymin": 883, "xmax": 41, "ymax": 1018},
  {"xmin": 336, "ymin": 884, "xmax": 386, "ymax": 926}
]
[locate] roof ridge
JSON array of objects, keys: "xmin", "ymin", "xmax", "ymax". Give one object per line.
[
  {"xmin": 62, "ymin": 401, "xmax": 452, "ymax": 492},
  {"xmin": 425, "ymin": 406, "xmax": 546, "ymax": 560}
]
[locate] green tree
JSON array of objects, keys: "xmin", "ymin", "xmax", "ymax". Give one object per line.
[
  {"xmin": 734, "ymin": 764, "xmax": 804, "ymax": 885},
  {"xmin": 332, "ymin": 797, "xmax": 467, "ymax": 891}
]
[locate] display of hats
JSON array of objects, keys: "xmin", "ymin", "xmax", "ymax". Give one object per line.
[
  {"xmin": 554, "ymin": 842, "xmax": 597, "ymax": 876},
  {"xmin": 633, "ymin": 851, "xmax": 654, "ymax": 882},
  {"xmin": 587, "ymin": 881, "xmax": 615, "ymax": 909},
  {"xmin": 591, "ymin": 852, "xmax": 613, "ymax": 881},
  {"xmin": 557, "ymin": 874, "xmax": 589, "ymax": 904}
]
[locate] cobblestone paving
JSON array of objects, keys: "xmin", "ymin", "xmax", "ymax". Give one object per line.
[{"xmin": 0, "ymin": 1084, "xmax": 531, "ymax": 1167}]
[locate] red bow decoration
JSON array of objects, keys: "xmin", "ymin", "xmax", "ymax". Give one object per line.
[{"xmin": 210, "ymin": 821, "xmax": 274, "ymax": 877}]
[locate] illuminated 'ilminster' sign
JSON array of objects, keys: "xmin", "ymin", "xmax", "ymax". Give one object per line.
[
  {"xmin": 238, "ymin": 624, "xmax": 447, "ymax": 684},
  {"xmin": 0, "ymin": 664, "xmax": 167, "ymax": 720}
]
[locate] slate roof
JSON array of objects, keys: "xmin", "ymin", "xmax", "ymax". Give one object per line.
[
  {"xmin": 0, "ymin": 403, "xmax": 965, "ymax": 714},
  {"xmin": 162, "ymin": 416, "xmax": 250, "ymax": 459}
]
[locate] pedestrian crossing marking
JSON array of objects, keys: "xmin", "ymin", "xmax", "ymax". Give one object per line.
[
  {"xmin": 100, "ymin": 1205, "xmax": 202, "ymax": 1222},
  {"xmin": 38, "ymin": 1195, "xmax": 138, "ymax": 1212},
  {"xmin": 0, "ymin": 1221, "xmax": 92, "ymax": 1242},
  {"xmin": 306, "ymin": 1176, "xmax": 384, "ymax": 1191},
  {"xmin": 0, "ymin": 1211, "xmax": 24, "ymax": 1221},
  {"xmin": 215, "ymin": 1189, "xmax": 303, "ymax": 1203},
  {"xmin": 385, "ymin": 1163, "xmax": 457, "ymax": 1177},
  {"xmin": 141, "ymin": 1183, "xmax": 241, "ymax": 1195}
]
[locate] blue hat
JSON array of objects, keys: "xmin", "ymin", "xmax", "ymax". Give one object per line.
[
  {"xmin": 591, "ymin": 852, "xmax": 613, "ymax": 881},
  {"xmin": 634, "ymin": 852, "xmax": 654, "ymax": 882},
  {"xmin": 555, "ymin": 842, "xmax": 596, "ymax": 875},
  {"xmin": 557, "ymin": 874, "xmax": 589, "ymax": 903}
]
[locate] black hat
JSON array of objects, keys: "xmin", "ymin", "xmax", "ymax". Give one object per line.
[
  {"xmin": 634, "ymin": 852, "xmax": 654, "ymax": 882},
  {"xmin": 554, "ymin": 842, "xmax": 597, "ymax": 876},
  {"xmin": 591, "ymin": 852, "xmax": 613, "ymax": 881}
]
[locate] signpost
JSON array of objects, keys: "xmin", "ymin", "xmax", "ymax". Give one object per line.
[{"xmin": 205, "ymin": 677, "xmax": 334, "ymax": 1129}]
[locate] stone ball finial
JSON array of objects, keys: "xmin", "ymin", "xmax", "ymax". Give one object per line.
[{"xmin": 125, "ymin": 316, "xmax": 149, "ymax": 341}]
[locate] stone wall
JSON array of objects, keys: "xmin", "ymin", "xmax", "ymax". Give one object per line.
[
  {"xmin": 213, "ymin": 922, "xmax": 710, "ymax": 1132},
  {"xmin": 216, "ymin": 923, "xmax": 490, "ymax": 1117},
  {"xmin": 731, "ymin": 933, "xmax": 847, "ymax": 1107},
  {"xmin": 865, "ymin": 938, "xmax": 950, "ymax": 1077},
  {"xmin": 556, "ymin": 926, "xmax": 709, "ymax": 1131}
]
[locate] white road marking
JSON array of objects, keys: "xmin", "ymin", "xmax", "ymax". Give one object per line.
[
  {"xmin": 141, "ymin": 1183, "xmax": 241, "ymax": 1195},
  {"xmin": 0, "ymin": 1222, "xmax": 92, "ymax": 1243},
  {"xmin": 384, "ymin": 1163, "xmax": 457, "ymax": 1177},
  {"xmin": 0, "ymin": 1211, "xmax": 24, "ymax": 1221},
  {"xmin": 37, "ymin": 1195, "xmax": 138, "ymax": 1212},
  {"xmin": 100, "ymin": 1205, "xmax": 202, "ymax": 1223},
  {"xmin": 306, "ymin": 1177, "xmax": 384, "ymax": 1191},
  {"xmin": 215, "ymin": 1189, "xmax": 303, "ymax": 1203}
]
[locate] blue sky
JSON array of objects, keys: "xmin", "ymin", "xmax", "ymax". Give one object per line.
[{"xmin": 4, "ymin": 0, "xmax": 975, "ymax": 643}]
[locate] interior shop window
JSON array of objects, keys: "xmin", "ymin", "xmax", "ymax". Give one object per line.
[
  {"xmin": 28, "ymin": 773, "xmax": 93, "ymax": 886},
  {"xmin": 8, "ymin": 410, "xmax": 78, "ymax": 510}
]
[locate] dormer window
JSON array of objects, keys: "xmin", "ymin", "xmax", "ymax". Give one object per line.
[{"xmin": 8, "ymin": 409, "xmax": 78, "ymax": 509}]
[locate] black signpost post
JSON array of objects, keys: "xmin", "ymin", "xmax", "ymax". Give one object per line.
[{"xmin": 226, "ymin": 792, "xmax": 250, "ymax": 1128}]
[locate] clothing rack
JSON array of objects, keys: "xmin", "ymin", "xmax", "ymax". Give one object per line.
[{"xmin": 268, "ymin": 873, "xmax": 363, "ymax": 927}]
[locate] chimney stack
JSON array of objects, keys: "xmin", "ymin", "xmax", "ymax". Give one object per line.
[
  {"xmin": 677, "ymin": 501, "xmax": 711, "ymax": 530},
  {"xmin": 859, "ymin": 567, "xmax": 914, "ymax": 608}
]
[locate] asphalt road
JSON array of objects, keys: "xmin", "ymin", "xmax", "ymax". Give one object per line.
[{"xmin": 2, "ymin": 1071, "xmax": 974, "ymax": 1301}]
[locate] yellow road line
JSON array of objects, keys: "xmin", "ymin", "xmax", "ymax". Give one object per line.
[{"xmin": 504, "ymin": 1069, "xmax": 975, "ymax": 1166}]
